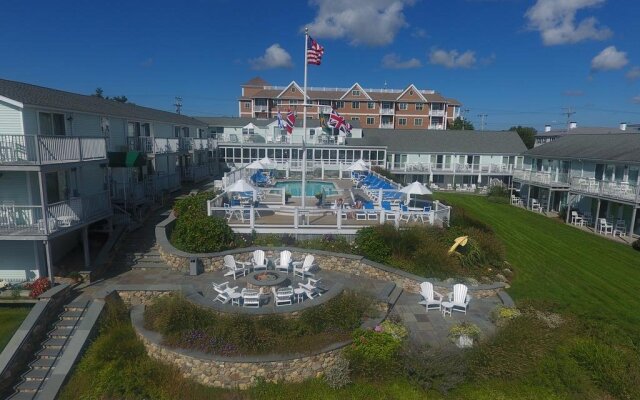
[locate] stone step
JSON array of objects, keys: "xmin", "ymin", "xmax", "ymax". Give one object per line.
[
  {"xmin": 29, "ymin": 358, "xmax": 55, "ymax": 370},
  {"xmin": 64, "ymin": 300, "xmax": 90, "ymax": 312},
  {"xmin": 387, "ymin": 286, "xmax": 404, "ymax": 306},
  {"xmin": 377, "ymin": 282, "xmax": 396, "ymax": 301},
  {"xmin": 15, "ymin": 379, "xmax": 43, "ymax": 393},
  {"xmin": 131, "ymin": 262, "xmax": 169, "ymax": 270},
  {"xmin": 49, "ymin": 327, "xmax": 73, "ymax": 339},
  {"xmin": 60, "ymin": 310, "xmax": 83, "ymax": 320},
  {"xmin": 42, "ymin": 338, "xmax": 66, "ymax": 349},
  {"xmin": 36, "ymin": 347, "xmax": 61, "ymax": 358},
  {"xmin": 22, "ymin": 369, "xmax": 48, "ymax": 381},
  {"xmin": 56, "ymin": 319, "xmax": 80, "ymax": 328},
  {"xmin": 134, "ymin": 255, "xmax": 164, "ymax": 263}
]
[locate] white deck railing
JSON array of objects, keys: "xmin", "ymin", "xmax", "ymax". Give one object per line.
[
  {"xmin": 0, "ymin": 135, "xmax": 107, "ymax": 165},
  {"xmin": 513, "ymin": 168, "xmax": 570, "ymax": 186},
  {"xmin": 430, "ymin": 110, "xmax": 446, "ymax": 117},
  {"xmin": 0, "ymin": 191, "xmax": 111, "ymax": 236},
  {"xmin": 390, "ymin": 163, "xmax": 513, "ymax": 174},
  {"xmin": 570, "ymin": 177, "xmax": 639, "ymax": 203},
  {"xmin": 127, "ymin": 137, "xmax": 181, "ymax": 154}
]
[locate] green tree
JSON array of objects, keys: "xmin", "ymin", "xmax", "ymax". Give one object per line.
[
  {"xmin": 509, "ymin": 126, "xmax": 537, "ymax": 149},
  {"xmin": 90, "ymin": 88, "xmax": 128, "ymax": 103},
  {"xmin": 111, "ymin": 95, "xmax": 128, "ymax": 103},
  {"xmin": 448, "ymin": 117, "xmax": 474, "ymax": 130},
  {"xmin": 93, "ymin": 87, "xmax": 104, "ymax": 98}
]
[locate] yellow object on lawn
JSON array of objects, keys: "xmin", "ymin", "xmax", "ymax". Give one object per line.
[{"xmin": 448, "ymin": 236, "xmax": 469, "ymax": 254}]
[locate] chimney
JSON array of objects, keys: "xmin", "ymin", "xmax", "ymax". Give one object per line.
[
  {"xmin": 544, "ymin": 125, "xmax": 551, "ymax": 132},
  {"xmin": 569, "ymin": 121, "xmax": 577, "ymax": 130},
  {"xmin": 620, "ymin": 122, "xmax": 627, "ymax": 131}
]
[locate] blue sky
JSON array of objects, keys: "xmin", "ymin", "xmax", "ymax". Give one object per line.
[{"xmin": 2, "ymin": 0, "xmax": 639, "ymax": 131}]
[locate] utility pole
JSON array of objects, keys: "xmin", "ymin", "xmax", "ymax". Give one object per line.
[
  {"xmin": 174, "ymin": 96, "xmax": 183, "ymax": 115},
  {"xmin": 477, "ymin": 114, "xmax": 488, "ymax": 131},
  {"xmin": 460, "ymin": 108, "xmax": 470, "ymax": 130},
  {"xmin": 562, "ymin": 107, "xmax": 575, "ymax": 130}
]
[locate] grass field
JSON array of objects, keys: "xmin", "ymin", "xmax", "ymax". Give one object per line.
[
  {"xmin": 0, "ymin": 306, "xmax": 31, "ymax": 351},
  {"xmin": 437, "ymin": 193, "xmax": 640, "ymax": 333}
]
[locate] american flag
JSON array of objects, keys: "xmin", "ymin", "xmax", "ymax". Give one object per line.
[
  {"xmin": 329, "ymin": 109, "xmax": 352, "ymax": 134},
  {"xmin": 307, "ymin": 36, "xmax": 324, "ymax": 65},
  {"xmin": 285, "ymin": 111, "xmax": 296, "ymax": 134}
]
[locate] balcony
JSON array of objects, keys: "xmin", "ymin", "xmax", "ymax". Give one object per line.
[
  {"xmin": 390, "ymin": 163, "xmax": 514, "ymax": 174},
  {"xmin": 254, "ymin": 105, "xmax": 268, "ymax": 113},
  {"xmin": 182, "ymin": 164, "xmax": 211, "ymax": 182},
  {"xmin": 127, "ymin": 137, "xmax": 180, "ymax": 154},
  {"xmin": 379, "ymin": 123, "xmax": 394, "ymax": 129},
  {"xmin": 0, "ymin": 135, "xmax": 107, "ymax": 166},
  {"xmin": 0, "ymin": 191, "xmax": 112, "ymax": 237},
  {"xmin": 379, "ymin": 108, "xmax": 395, "ymax": 115},
  {"xmin": 428, "ymin": 124, "xmax": 444, "ymax": 130},
  {"xmin": 513, "ymin": 168, "xmax": 569, "ymax": 187},
  {"xmin": 430, "ymin": 109, "xmax": 446, "ymax": 117},
  {"xmin": 570, "ymin": 177, "xmax": 639, "ymax": 203}
]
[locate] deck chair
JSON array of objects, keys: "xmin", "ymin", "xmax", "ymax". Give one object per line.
[
  {"xmin": 275, "ymin": 250, "xmax": 292, "ymax": 273},
  {"xmin": 251, "ymin": 249, "xmax": 268, "ymax": 271},
  {"xmin": 418, "ymin": 281, "xmax": 443, "ymax": 312},
  {"xmin": 223, "ymin": 255, "xmax": 249, "ymax": 280},
  {"xmin": 447, "ymin": 283, "xmax": 471, "ymax": 314},
  {"xmin": 293, "ymin": 255, "xmax": 317, "ymax": 278}
]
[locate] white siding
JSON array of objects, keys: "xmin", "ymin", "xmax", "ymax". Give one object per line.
[
  {"xmin": 154, "ymin": 123, "xmax": 173, "ymax": 138},
  {"xmin": 79, "ymin": 164, "xmax": 107, "ymax": 195},
  {"xmin": 108, "ymin": 117, "xmax": 127, "ymax": 151},
  {"xmin": 0, "ymin": 100, "xmax": 23, "ymax": 135}
]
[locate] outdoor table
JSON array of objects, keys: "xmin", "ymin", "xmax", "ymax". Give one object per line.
[
  {"xmin": 441, "ymin": 301, "xmax": 453, "ymax": 317},
  {"xmin": 230, "ymin": 292, "xmax": 242, "ymax": 306},
  {"xmin": 294, "ymin": 288, "xmax": 305, "ymax": 303}
]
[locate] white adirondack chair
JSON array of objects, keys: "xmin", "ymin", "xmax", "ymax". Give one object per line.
[
  {"xmin": 272, "ymin": 286, "xmax": 294, "ymax": 306},
  {"xmin": 241, "ymin": 288, "xmax": 261, "ymax": 308},
  {"xmin": 293, "ymin": 255, "xmax": 317, "ymax": 278},
  {"xmin": 418, "ymin": 282, "xmax": 443, "ymax": 312},
  {"xmin": 275, "ymin": 250, "xmax": 292, "ymax": 273},
  {"xmin": 252, "ymin": 250, "xmax": 268, "ymax": 271},
  {"xmin": 298, "ymin": 278, "xmax": 322, "ymax": 298},
  {"xmin": 223, "ymin": 255, "xmax": 249, "ymax": 280},
  {"xmin": 447, "ymin": 284, "xmax": 471, "ymax": 314}
]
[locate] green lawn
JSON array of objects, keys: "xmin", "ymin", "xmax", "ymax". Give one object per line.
[
  {"xmin": 436, "ymin": 194, "xmax": 640, "ymax": 333},
  {"xmin": 0, "ymin": 306, "xmax": 31, "ymax": 351}
]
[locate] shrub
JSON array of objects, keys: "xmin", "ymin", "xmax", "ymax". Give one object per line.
[
  {"xmin": 171, "ymin": 215, "xmax": 235, "ymax": 253},
  {"xmin": 172, "ymin": 191, "xmax": 216, "ymax": 219},
  {"xmin": 28, "ymin": 277, "xmax": 51, "ymax": 298},
  {"xmin": 354, "ymin": 226, "xmax": 392, "ymax": 263},
  {"xmin": 632, "ymin": 239, "xmax": 640, "ymax": 252},
  {"xmin": 401, "ymin": 344, "xmax": 466, "ymax": 394},
  {"xmin": 324, "ymin": 356, "xmax": 352, "ymax": 389},
  {"xmin": 448, "ymin": 322, "xmax": 481, "ymax": 341},
  {"xmin": 345, "ymin": 327, "xmax": 404, "ymax": 379}
]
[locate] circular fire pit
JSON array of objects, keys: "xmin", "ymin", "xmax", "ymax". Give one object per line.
[{"xmin": 246, "ymin": 271, "xmax": 289, "ymax": 293}]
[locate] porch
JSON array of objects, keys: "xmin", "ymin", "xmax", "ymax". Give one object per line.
[{"xmin": 0, "ymin": 135, "xmax": 107, "ymax": 166}]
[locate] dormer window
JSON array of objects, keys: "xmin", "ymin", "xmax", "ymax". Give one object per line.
[{"xmin": 352, "ymin": 89, "xmax": 360, "ymax": 96}]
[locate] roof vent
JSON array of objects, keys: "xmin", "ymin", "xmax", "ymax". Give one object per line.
[
  {"xmin": 620, "ymin": 122, "xmax": 627, "ymax": 131},
  {"xmin": 544, "ymin": 125, "xmax": 551, "ymax": 132},
  {"xmin": 569, "ymin": 122, "xmax": 577, "ymax": 130}
]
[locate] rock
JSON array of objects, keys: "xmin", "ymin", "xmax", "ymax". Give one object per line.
[
  {"xmin": 495, "ymin": 273, "xmax": 508, "ymax": 283},
  {"xmin": 502, "ymin": 268, "xmax": 513, "ymax": 275},
  {"xmin": 465, "ymin": 277, "xmax": 479, "ymax": 286}
]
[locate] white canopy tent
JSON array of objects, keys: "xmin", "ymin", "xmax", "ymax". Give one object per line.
[
  {"xmin": 225, "ymin": 178, "xmax": 257, "ymax": 201},
  {"xmin": 399, "ymin": 181, "xmax": 433, "ymax": 206},
  {"xmin": 246, "ymin": 160, "xmax": 265, "ymax": 170},
  {"xmin": 347, "ymin": 159, "xmax": 369, "ymax": 171},
  {"xmin": 259, "ymin": 157, "xmax": 278, "ymax": 169}
]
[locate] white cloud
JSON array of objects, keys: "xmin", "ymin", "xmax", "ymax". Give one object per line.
[
  {"xmin": 249, "ymin": 44, "xmax": 293, "ymax": 70},
  {"xmin": 591, "ymin": 46, "xmax": 628, "ymax": 71},
  {"xmin": 627, "ymin": 66, "xmax": 640, "ymax": 81},
  {"xmin": 305, "ymin": 0, "xmax": 415, "ymax": 46},
  {"xmin": 381, "ymin": 53, "xmax": 422, "ymax": 69},
  {"xmin": 411, "ymin": 28, "xmax": 427, "ymax": 38},
  {"xmin": 632, "ymin": 95, "xmax": 640, "ymax": 104},
  {"xmin": 525, "ymin": 0, "xmax": 612, "ymax": 46},
  {"xmin": 429, "ymin": 48, "xmax": 476, "ymax": 69}
]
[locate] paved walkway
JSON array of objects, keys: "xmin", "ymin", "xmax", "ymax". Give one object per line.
[{"xmin": 78, "ymin": 205, "xmax": 501, "ymax": 349}]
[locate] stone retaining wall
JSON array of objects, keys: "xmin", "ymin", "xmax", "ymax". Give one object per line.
[
  {"xmin": 131, "ymin": 306, "xmax": 345, "ymax": 389},
  {"xmin": 156, "ymin": 214, "xmax": 507, "ymax": 297},
  {"xmin": 118, "ymin": 290, "xmax": 173, "ymax": 307}
]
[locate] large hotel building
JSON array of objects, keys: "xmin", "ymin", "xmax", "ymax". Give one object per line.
[{"xmin": 239, "ymin": 77, "xmax": 461, "ymax": 130}]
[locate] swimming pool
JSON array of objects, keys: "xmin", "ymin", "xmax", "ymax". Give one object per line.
[{"xmin": 274, "ymin": 180, "xmax": 339, "ymax": 196}]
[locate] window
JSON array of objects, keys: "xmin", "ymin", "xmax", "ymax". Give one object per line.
[
  {"xmin": 128, "ymin": 122, "xmax": 141, "ymax": 137},
  {"xmin": 290, "ymin": 87, "xmax": 296, "ymax": 93},
  {"xmin": 39, "ymin": 112, "xmax": 66, "ymax": 135},
  {"xmin": 275, "ymin": 99, "xmax": 283, "ymax": 105},
  {"xmin": 141, "ymin": 123, "xmax": 151, "ymax": 137},
  {"xmin": 366, "ymin": 116, "xmax": 375, "ymax": 125},
  {"xmin": 352, "ymin": 89, "xmax": 360, "ymax": 96},
  {"xmin": 290, "ymin": 99, "xmax": 298, "ymax": 105},
  {"xmin": 399, "ymin": 103, "xmax": 408, "ymax": 110},
  {"xmin": 174, "ymin": 126, "xmax": 180, "ymax": 138},
  {"xmin": 335, "ymin": 101, "xmax": 344, "ymax": 109},
  {"xmin": 352, "ymin": 101, "xmax": 360, "ymax": 109},
  {"xmin": 182, "ymin": 127, "xmax": 189, "ymax": 138},
  {"xmin": 416, "ymin": 103, "xmax": 424, "ymax": 111},
  {"xmin": 351, "ymin": 117, "xmax": 359, "ymax": 121},
  {"xmin": 414, "ymin": 118, "xmax": 423, "ymax": 126},
  {"xmin": 319, "ymin": 99, "xmax": 331, "ymax": 106},
  {"xmin": 243, "ymin": 102, "xmax": 250, "ymax": 109},
  {"xmin": 367, "ymin": 101, "xmax": 375, "ymax": 109},
  {"xmin": 409, "ymin": 89, "xmax": 414, "ymax": 95},
  {"xmin": 398, "ymin": 118, "xmax": 407, "ymax": 126}
]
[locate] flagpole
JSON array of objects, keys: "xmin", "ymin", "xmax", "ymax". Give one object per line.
[{"xmin": 301, "ymin": 27, "xmax": 309, "ymax": 208}]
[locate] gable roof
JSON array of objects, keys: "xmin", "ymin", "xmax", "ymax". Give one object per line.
[
  {"xmin": 525, "ymin": 134, "xmax": 640, "ymax": 164},
  {"xmin": 396, "ymin": 84, "xmax": 427, "ymax": 102},
  {"xmin": 0, "ymin": 79, "xmax": 206, "ymax": 126},
  {"xmin": 536, "ymin": 126, "xmax": 634, "ymax": 138},
  {"xmin": 339, "ymin": 83, "xmax": 372, "ymax": 100},
  {"xmin": 276, "ymin": 82, "xmax": 308, "ymax": 100},
  {"xmin": 349, "ymin": 129, "xmax": 526, "ymax": 154}
]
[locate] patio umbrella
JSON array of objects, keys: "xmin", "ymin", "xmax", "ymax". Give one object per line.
[
  {"xmin": 259, "ymin": 157, "xmax": 277, "ymax": 169},
  {"xmin": 225, "ymin": 178, "xmax": 257, "ymax": 201},
  {"xmin": 347, "ymin": 160, "xmax": 369, "ymax": 171},
  {"xmin": 399, "ymin": 181, "xmax": 433, "ymax": 206},
  {"xmin": 246, "ymin": 160, "xmax": 265, "ymax": 170}
]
